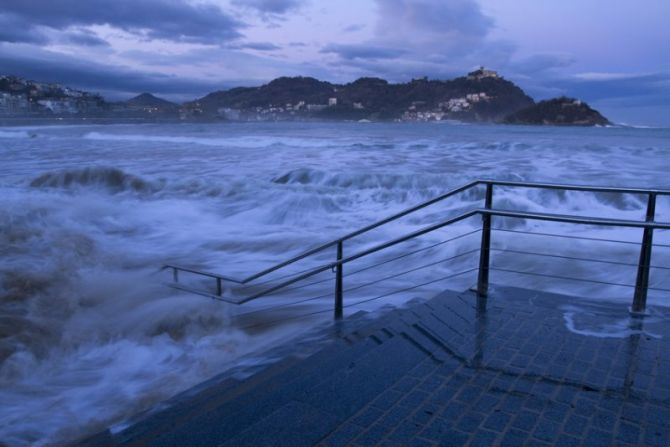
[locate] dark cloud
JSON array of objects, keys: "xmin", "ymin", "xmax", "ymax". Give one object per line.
[
  {"xmin": 375, "ymin": 0, "xmax": 493, "ymax": 38},
  {"xmin": 232, "ymin": 42, "xmax": 282, "ymax": 51},
  {"xmin": 63, "ymin": 29, "xmax": 110, "ymax": 47},
  {"xmin": 232, "ymin": 0, "xmax": 304, "ymax": 17},
  {"xmin": 0, "ymin": 0, "xmax": 244, "ymax": 44},
  {"xmin": 321, "ymin": 44, "xmax": 406, "ymax": 60},
  {"xmin": 0, "ymin": 14, "xmax": 48, "ymax": 44},
  {"xmin": 342, "ymin": 24, "xmax": 365, "ymax": 33},
  {"xmin": 511, "ymin": 54, "xmax": 576, "ymax": 74},
  {"xmin": 555, "ymin": 72, "xmax": 670, "ymax": 103},
  {"xmin": 0, "ymin": 45, "xmax": 224, "ymax": 99}
]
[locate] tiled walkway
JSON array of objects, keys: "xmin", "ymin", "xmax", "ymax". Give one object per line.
[{"xmin": 81, "ymin": 286, "xmax": 670, "ymax": 446}]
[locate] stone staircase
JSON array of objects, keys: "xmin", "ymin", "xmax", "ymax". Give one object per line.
[{"xmin": 78, "ymin": 287, "xmax": 670, "ymax": 447}]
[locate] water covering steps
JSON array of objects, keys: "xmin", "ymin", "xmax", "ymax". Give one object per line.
[{"xmin": 77, "ymin": 286, "xmax": 670, "ymax": 447}]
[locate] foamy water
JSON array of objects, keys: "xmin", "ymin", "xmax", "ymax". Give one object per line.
[{"xmin": 1, "ymin": 122, "xmax": 669, "ymax": 445}]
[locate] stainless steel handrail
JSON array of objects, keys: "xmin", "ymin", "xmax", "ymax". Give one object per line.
[
  {"xmin": 481, "ymin": 209, "xmax": 670, "ymax": 229},
  {"xmin": 239, "ymin": 209, "xmax": 670, "ymax": 301},
  {"xmin": 163, "ymin": 180, "xmax": 670, "ymax": 314},
  {"xmin": 484, "ymin": 180, "xmax": 670, "ymax": 196}
]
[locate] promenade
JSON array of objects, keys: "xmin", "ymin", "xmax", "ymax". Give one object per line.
[{"xmin": 81, "ymin": 286, "xmax": 670, "ymax": 446}]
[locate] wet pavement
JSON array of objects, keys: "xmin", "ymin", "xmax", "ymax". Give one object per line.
[{"xmin": 80, "ymin": 286, "xmax": 670, "ymax": 446}]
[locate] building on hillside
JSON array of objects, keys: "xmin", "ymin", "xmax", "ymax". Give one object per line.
[{"xmin": 467, "ymin": 67, "xmax": 500, "ymax": 80}]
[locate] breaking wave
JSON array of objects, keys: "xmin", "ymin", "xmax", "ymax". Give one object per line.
[
  {"xmin": 30, "ymin": 167, "xmax": 153, "ymax": 193},
  {"xmin": 272, "ymin": 167, "xmax": 451, "ymax": 191},
  {"xmin": 0, "ymin": 130, "xmax": 31, "ymax": 139},
  {"xmin": 82, "ymin": 132, "xmax": 340, "ymax": 149}
]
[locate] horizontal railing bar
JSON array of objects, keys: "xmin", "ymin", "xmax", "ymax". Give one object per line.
[
  {"xmin": 342, "ymin": 249, "xmax": 479, "ymax": 295},
  {"xmin": 483, "ymin": 179, "xmax": 670, "ymax": 196},
  {"xmin": 491, "ymin": 267, "xmax": 636, "ymax": 288},
  {"xmin": 341, "ymin": 229, "xmax": 482, "ymax": 279},
  {"xmin": 481, "ymin": 208, "xmax": 670, "ymax": 229},
  {"xmin": 234, "ymin": 293, "xmax": 334, "ymax": 319},
  {"xmin": 240, "ymin": 180, "xmax": 482, "ymax": 283},
  {"xmin": 160, "ymin": 265, "xmax": 243, "ymax": 283},
  {"xmin": 237, "ymin": 306, "xmax": 333, "ymax": 332},
  {"xmin": 492, "ymin": 227, "xmax": 642, "ymax": 245},
  {"xmin": 490, "ymin": 248, "xmax": 651, "ymax": 269},
  {"xmin": 165, "ymin": 282, "xmax": 243, "ymax": 303},
  {"xmin": 343, "ymin": 268, "xmax": 479, "ymax": 309}
]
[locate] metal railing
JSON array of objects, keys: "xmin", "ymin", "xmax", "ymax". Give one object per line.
[{"xmin": 162, "ymin": 180, "xmax": 670, "ymax": 317}]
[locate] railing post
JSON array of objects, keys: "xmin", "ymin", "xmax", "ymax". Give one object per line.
[
  {"xmin": 173, "ymin": 267, "xmax": 179, "ymax": 283},
  {"xmin": 632, "ymin": 193, "xmax": 656, "ymax": 313},
  {"xmin": 477, "ymin": 183, "xmax": 493, "ymax": 297},
  {"xmin": 216, "ymin": 277, "xmax": 222, "ymax": 296},
  {"xmin": 334, "ymin": 241, "xmax": 344, "ymax": 320}
]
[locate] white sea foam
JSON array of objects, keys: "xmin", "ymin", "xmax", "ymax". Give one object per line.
[
  {"xmin": 82, "ymin": 131, "xmax": 342, "ymax": 149},
  {"xmin": 1, "ymin": 122, "xmax": 669, "ymax": 445},
  {"xmin": 0, "ymin": 130, "xmax": 31, "ymax": 139}
]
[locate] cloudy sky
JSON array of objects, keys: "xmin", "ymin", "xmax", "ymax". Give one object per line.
[{"xmin": 1, "ymin": 0, "xmax": 668, "ymax": 125}]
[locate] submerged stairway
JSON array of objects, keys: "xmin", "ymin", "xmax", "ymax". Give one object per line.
[
  {"xmin": 77, "ymin": 180, "xmax": 670, "ymax": 446},
  {"xmin": 80, "ymin": 286, "xmax": 670, "ymax": 446}
]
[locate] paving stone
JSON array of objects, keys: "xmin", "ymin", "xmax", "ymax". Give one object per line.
[
  {"xmin": 583, "ymin": 428, "xmax": 613, "ymax": 447},
  {"xmin": 354, "ymin": 423, "xmax": 388, "ymax": 446},
  {"xmin": 455, "ymin": 385, "xmax": 483, "ymax": 403},
  {"xmin": 482, "ymin": 410, "xmax": 511, "ymax": 432},
  {"xmin": 350, "ymin": 406, "xmax": 384, "ymax": 428},
  {"xmin": 500, "ymin": 394, "xmax": 525, "ymax": 413},
  {"xmin": 436, "ymin": 429, "xmax": 469, "ymax": 447},
  {"xmin": 406, "ymin": 437, "xmax": 435, "ymax": 447},
  {"xmin": 440, "ymin": 401, "xmax": 469, "ymax": 422},
  {"xmin": 523, "ymin": 394, "xmax": 547, "ymax": 412},
  {"xmin": 616, "ymin": 421, "xmax": 641, "ymax": 444},
  {"xmin": 644, "ymin": 424, "xmax": 670, "ymax": 447},
  {"xmin": 388, "ymin": 420, "xmax": 424, "ymax": 443},
  {"xmin": 376, "ymin": 405, "xmax": 414, "ymax": 428},
  {"xmin": 372, "ymin": 389, "xmax": 404, "ymax": 410},
  {"xmin": 543, "ymin": 401, "xmax": 570, "ymax": 423},
  {"xmin": 469, "ymin": 429, "xmax": 498, "ymax": 446},
  {"xmin": 591, "ymin": 409, "xmax": 617, "ymax": 432},
  {"xmin": 563, "ymin": 414, "xmax": 588, "ymax": 437},
  {"xmin": 419, "ymin": 417, "xmax": 454, "ymax": 442},
  {"xmin": 455, "ymin": 412, "xmax": 485, "ymax": 432},
  {"xmin": 554, "ymin": 434, "xmax": 581, "ymax": 447},
  {"xmin": 471, "ymin": 393, "xmax": 501, "ymax": 413},
  {"xmin": 219, "ymin": 401, "xmax": 340, "ymax": 447},
  {"xmin": 319, "ymin": 423, "xmax": 364, "ymax": 447},
  {"xmin": 532, "ymin": 418, "xmax": 561, "ymax": 443},
  {"xmin": 511, "ymin": 409, "xmax": 539, "ymax": 431}
]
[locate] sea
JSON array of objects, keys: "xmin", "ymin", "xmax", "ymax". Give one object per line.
[{"xmin": 1, "ymin": 121, "xmax": 669, "ymax": 445}]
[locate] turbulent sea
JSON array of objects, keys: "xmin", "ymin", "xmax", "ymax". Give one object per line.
[{"xmin": 1, "ymin": 121, "xmax": 669, "ymax": 445}]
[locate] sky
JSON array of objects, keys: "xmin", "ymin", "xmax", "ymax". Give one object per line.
[{"xmin": 0, "ymin": 0, "xmax": 668, "ymax": 125}]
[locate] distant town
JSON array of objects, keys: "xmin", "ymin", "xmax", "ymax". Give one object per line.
[{"xmin": 0, "ymin": 69, "xmax": 609, "ymax": 126}]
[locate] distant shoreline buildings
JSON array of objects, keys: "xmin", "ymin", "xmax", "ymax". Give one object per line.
[{"xmin": 0, "ymin": 69, "xmax": 609, "ymax": 126}]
